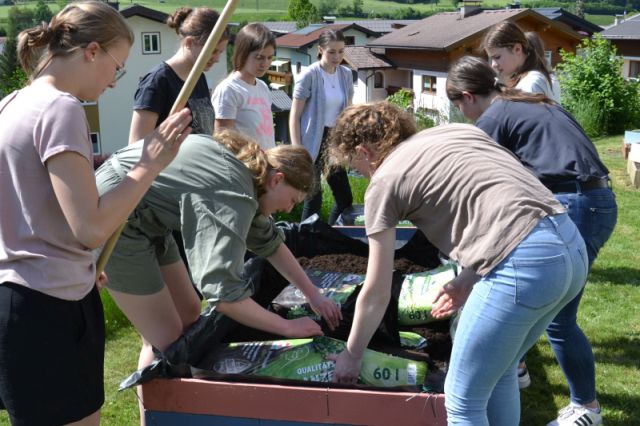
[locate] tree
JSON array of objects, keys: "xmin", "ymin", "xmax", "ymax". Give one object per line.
[
  {"xmin": 34, "ymin": 0, "xmax": 53, "ymax": 24},
  {"xmin": 557, "ymin": 34, "xmax": 640, "ymax": 136},
  {"xmin": 352, "ymin": 0, "xmax": 363, "ymax": 17},
  {"xmin": 575, "ymin": 0, "xmax": 585, "ymax": 19},
  {"xmin": 0, "ymin": 7, "xmax": 34, "ymax": 97},
  {"xmin": 288, "ymin": 0, "xmax": 319, "ymax": 29},
  {"xmin": 317, "ymin": 0, "xmax": 338, "ymax": 17}
]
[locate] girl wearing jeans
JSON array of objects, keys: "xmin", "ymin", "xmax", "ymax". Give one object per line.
[
  {"xmin": 327, "ymin": 101, "xmax": 588, "ymax": 425},
  {"xmin": 446, "ymin": 56, "xmax": 616, "ymax": 426}
]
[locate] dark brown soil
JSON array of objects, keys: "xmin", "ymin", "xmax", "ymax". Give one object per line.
[
  {"xmin": 297, "ymin": 253, "xmax": 429, "ymax": 275},
  {"xmin": 296, "ymin": 252, "xmax": 451, "ymax": 392}
]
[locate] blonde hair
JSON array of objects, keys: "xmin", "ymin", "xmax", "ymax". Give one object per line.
[
  {"xmin": 215, "ymin": 130, "xmax": 315, "ymax": 197},
  {"xmin": 166, "ymin": 7, "xmax": 229, "ymax": 46},
  {"xmin": 328, "ymin": 101, "xmax": 417, "ymax": 171},
  {"xmin": 17, "ymin": 1, "xmax": 133, "ymax": 80}
]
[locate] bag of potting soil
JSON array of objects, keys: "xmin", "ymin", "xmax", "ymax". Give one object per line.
[
  {"xmin": 398, "ymin": 263, "xmax": 458, "ymax": 326},
  {"xmin": 199, "ymin": 336, "xmax": 427, "ymax": 389},
  {"xmin": 399, "ymin": 331, "xmax": 428, "ymax": 350},
  {"xmin": 273, "ymin": 269, "xmax": 365, "ymax": 320}
]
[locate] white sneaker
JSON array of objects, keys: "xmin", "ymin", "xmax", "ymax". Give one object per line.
[
  {"xmin": 547, "ymin": 404, "xmax": 603, "ymax": 426},
  {"xmin": 518, "ymin": 366, "xmax": 531, "ymax": 389}
]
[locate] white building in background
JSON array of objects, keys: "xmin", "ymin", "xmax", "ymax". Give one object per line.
[{"xmin": 93, "ymin": 5, "xmax": 227, "ymax": 156}]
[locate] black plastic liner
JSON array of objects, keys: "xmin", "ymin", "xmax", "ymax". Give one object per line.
[{"xmin": 118, "ymin": 216, "xmax": 443, "ymax": 391}]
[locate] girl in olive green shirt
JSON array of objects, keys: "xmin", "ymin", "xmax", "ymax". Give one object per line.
[{"xmin": 96, "ymin": 130, "xmax": 341, "ymax": 372}]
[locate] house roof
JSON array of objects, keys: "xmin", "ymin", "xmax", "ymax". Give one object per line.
[
  {"xmin": 263, "ymin": 20, "xmax": 417, "ymax": 36},
  {"xmin": 271, "ymin": 89, "xmax": 292, "ymax": 112},
  {"xmin": 276, "ymin": 23, "xmax": 379, "ymax": 49},
  {"xmin": 263, "ymin": 22, "xmax": 298, "ymax": 35},
  {"xmin": 533, "ymin": 7, "xmax": 602, "ymax": 35},
  {"xmin": 601, "ymin": 14, "xmax": 640, "ymax": 40},
  {"xmin": 120, "ymin": 4, "xmax": 168, "ymax": 23},
  {"xmin": 343, "ymin": 46, "xmax": 393, "ymax": 70},
  {"xmin": 335, "ymin": 20, "xmax": 418, "ymax": 34},
  {"xmin": 368, "ymin": 8, "xmax": 581, "ymax": 51}
]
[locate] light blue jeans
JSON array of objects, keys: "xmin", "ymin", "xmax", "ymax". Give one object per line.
[{"xmin": 444, "ymin": 213, "xmax": 588, "ymax": 425}]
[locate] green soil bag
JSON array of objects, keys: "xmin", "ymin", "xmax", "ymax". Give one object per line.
[
  {"xmin": 201, "ymin": 336, "xmax": 427, "ymax": 389},
  {"xmin": 398, "ymin": 263, "xmax": 458, "ymax": 326}
]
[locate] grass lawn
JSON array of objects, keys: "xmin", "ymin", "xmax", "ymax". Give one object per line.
[{"xmin": 2, "ymin": 133, "xmax": 637, "ymax": 425}]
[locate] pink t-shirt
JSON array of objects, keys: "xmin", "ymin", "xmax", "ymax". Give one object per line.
[{"xmin": 0, "ymin": 84, "xmax": 95, "ymax": 300}]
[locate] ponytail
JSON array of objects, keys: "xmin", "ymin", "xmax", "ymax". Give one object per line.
[{"xmin": 215, "ymin": 130, "xmax": 315, "ymax": 197}]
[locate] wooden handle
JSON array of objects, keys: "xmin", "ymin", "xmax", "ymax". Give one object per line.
[
  {"xmin": 169, "ymin": 0, "xmax": 240, "ymax": 116},
  {"xmin": 95, "ymin": 0, "xmax": 240, "ymax": 280}
]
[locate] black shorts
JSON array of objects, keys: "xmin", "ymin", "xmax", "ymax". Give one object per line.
[{"xmin": 0, "ymin": 283, "xmax": 105, "ymax": 425}]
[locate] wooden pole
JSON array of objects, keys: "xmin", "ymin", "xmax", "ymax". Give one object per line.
[{"xmin": 95, "ymin": 0, "xmax": 240, "ymax": 280}]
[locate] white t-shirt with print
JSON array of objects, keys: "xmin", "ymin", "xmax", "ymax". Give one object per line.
[{"xmin": 212, "ymin": 73, "xmax": 275, "ymax": 149}]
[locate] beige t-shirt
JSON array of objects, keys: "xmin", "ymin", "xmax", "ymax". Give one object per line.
[{"xmin": 365, "ymin": 123, "xmax": 564, "ymax": 276}]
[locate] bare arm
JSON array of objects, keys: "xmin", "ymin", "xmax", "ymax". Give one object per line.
[
  {"xmin": 214, "ymin": 118, "xmax": 236, "ymax": 134},
  {"xmin": 129, "ymin": 110, "xmax": 160, "ymax": 145},
  {"xmin": 216, "ymin": 297, "xmax": 323, "ymax": 338},
  {"xmin": 330, "ymin": 228, "xmax": 396, "ymax": 383},
  {"xmin": 267, "ymin": 243, "xmax": 342, "ymax": 329},
  {"xmin": 48, "ymin": 108, "xmax": 193, "ymax": 249},
  {"xmin": 288, "ymin": 98, "xmax": 306, "ymax": 146}
]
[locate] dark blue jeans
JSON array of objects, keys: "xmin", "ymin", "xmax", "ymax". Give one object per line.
[
  {"xmin": 301, "ymin": 127, "xmax": 353, "ymax": 225},
  {"xmin": 547, "ymin": 187, "xmax": 617, "ymax": 404}
]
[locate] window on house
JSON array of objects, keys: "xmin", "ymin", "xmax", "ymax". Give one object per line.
[
  {"xmin": 344, "ymin": 36, "xmax": 355, "ymax": 46},
  {"xmin": 296, "ymin": 61, "xmax": 301, "ymax": 73},
  {"xmin": 351, "ymin": 69, "xmax": 358, "ymax": 83},
  {"xmin": 90, "ymin": 133, "xmax": 101, "ymax": 155},
  {"xmin": 421, "ymin": 75, "xmax": 437, "ymax": 94},
  {"xmin": 630, "ymin": 61, "xmax": 640, "ymax": 78},
  {"xmin": 374, "ymin": 71, "xmax": 384, "ymax": 88},
  {"xmin": 142, "ymin": 32, "xmax": 161, "ymax": 54}
]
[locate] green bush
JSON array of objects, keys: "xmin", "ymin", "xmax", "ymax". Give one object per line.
[
  {"xmin": 569, "ymin": 95, "xmax": 606, "ymax": 138},
  {"xmin": 557, "ymin": 34, "xmax": 640, "ymax": 136}
]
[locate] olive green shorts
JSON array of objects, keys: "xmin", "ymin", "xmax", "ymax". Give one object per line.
[{"xmin": 96, "ymin": 160, "xmax": 181, "ymax": 295}]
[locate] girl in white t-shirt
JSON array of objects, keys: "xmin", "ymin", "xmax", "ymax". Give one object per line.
[
  {"xmin": 212, "ymin": 23, "xmax": 276, "ymax": 149},
  {"xmin": 482, "ymin": 21, "xmax": 559, "ymax": 102},
  {"xmin": 289, "ymin": 29, "xmax": 355, "ymax": 225},
  {"xmin": 0, "ymin": 2, "xmax": 191, "ymax": 425}
]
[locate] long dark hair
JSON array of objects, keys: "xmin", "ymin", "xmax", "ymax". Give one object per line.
[
  {"xmin": 316, "ymin": 29, "xmax": 345, "ymax": 59},
  {"xmin": 482, "ymin": 21, "xmax": 552, "ymax": 87},
  {"xmin": 446, "ymin": 56, "xmax": 553, "ymax": 105}
]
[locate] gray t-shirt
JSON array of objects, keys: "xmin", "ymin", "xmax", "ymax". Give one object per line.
[
  {"xmin": 365, "ymin": 124, "xmax": 564, "ymax": 276},
  {"xmin": 97, "ymin": 134, "xmax": 284, "ymax": 303}
]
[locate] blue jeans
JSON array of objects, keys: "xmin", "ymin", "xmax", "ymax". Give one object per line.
[
  {"xmin": 547, "ymin": 187, "xmax": 617, "ymax": 405},
  {"xmin": 445, "ymin": 213, "xmax": 588, "ymax": 425}
]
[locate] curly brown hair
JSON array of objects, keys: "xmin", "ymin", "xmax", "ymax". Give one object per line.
[
  {"xmin": 215, "ymin": 129, "xmax": 315, "ymax": 197},
  {"xmin": 327, "ymin": 101, "xmax": 417, "ymax": 172}
]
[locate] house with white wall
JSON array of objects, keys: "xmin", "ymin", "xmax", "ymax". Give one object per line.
[
  {"xmin": 90, "ymin": 5, "xmax": 227, "ymax": 156},
  {"xmin": 367, "ymin": 7, "xmax": 584, "ymax": 121},
  {"xmin": 601, "ymin": 13, "xmax": 640, "ymax": 80},
  {"xmin": 274, "ymin": 23, "xmax": 379, "ymax": 79},
  {"xmin": 342, "ymin": 46, "xmax": 394, "ymax": 104}
]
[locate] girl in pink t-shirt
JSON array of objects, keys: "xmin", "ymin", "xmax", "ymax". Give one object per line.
[{"xmin": 0, "ymin": 2, "xmax": 191, "ymax": 424}]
